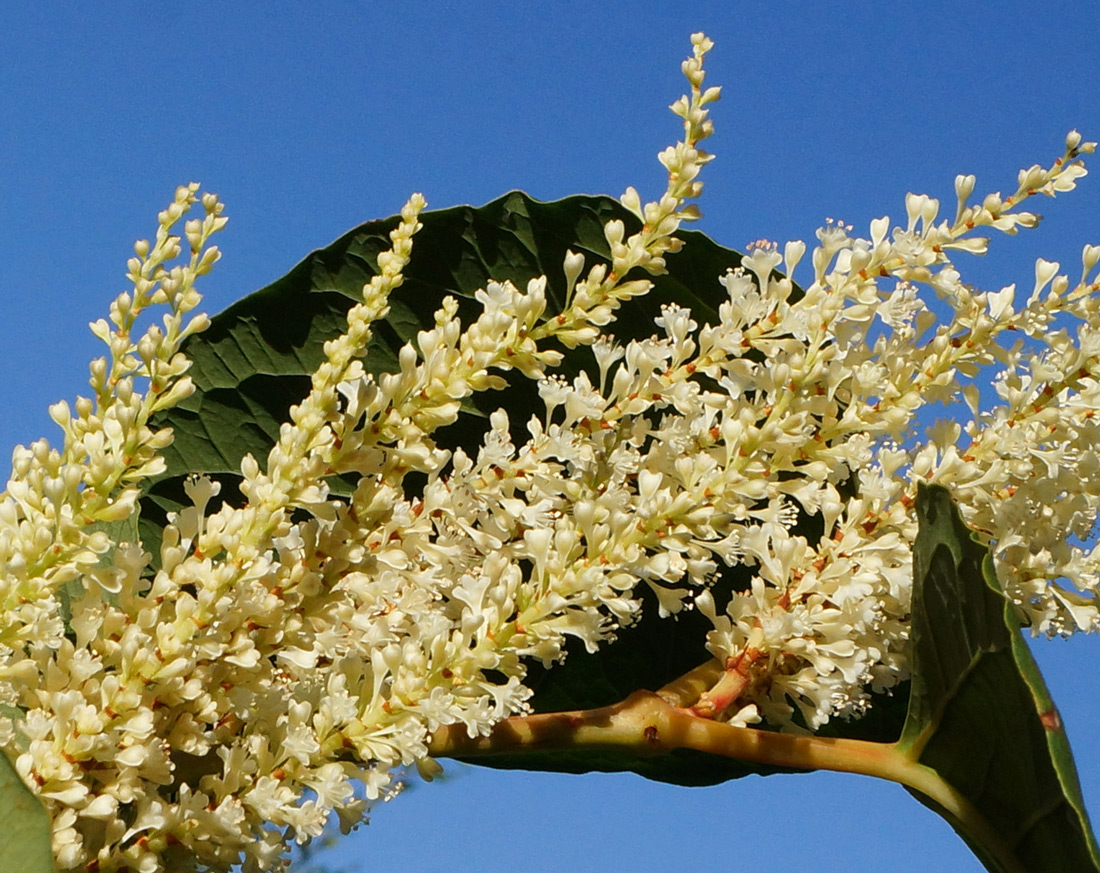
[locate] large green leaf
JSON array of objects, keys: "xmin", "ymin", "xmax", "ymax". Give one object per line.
[
  {"xmin": 0, "ymin": 750, "xmax": 55, "ymax": 872},
  {"xmin": 152, "ymin": 191, "xmax": 737, "ymax": 480},
  {"xmin": 902, "ymin": 483, "xmax": 1100, "ymax": 873},
  {"xmin": 142, "ymin": 191, "xmax": 754, "ymax": 552}
]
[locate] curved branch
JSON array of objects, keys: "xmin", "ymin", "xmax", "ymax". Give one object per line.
[{"xmin": 429, "ymin": 690, "xmax": 1023, "ymax": 873}]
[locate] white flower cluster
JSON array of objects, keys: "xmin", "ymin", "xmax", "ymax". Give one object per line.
[
  {"xmin": 687, "ymin": 134, "xmax": 1100, "ymax": 728},
  {"xmin": 2, "ymin": 30, "xmax": 1098, "ymax": 872}
]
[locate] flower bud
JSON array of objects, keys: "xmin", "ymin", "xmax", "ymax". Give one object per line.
[
  {"xmin": 1082, "ymin": 244, "xmax": 1100, "ymax": 275},
  {"xmin": 954, "ymin": 174, "xmax": 976, "ymax": 206}
]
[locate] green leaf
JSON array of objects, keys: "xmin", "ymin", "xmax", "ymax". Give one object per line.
[
  {"xmin": 902, "ymin": 483, "xmax": 1100, "ymax": 873},
  {"xmin": 0, "ymin": 750, "xmax": 55, "ymax": 872},
  {"xmin": 153, "ymin": 191, "xmax": 737, "ymax": 480},
  {"xmin": 142, "ymin": 191, "xmax": 751, "ymax": 556}
]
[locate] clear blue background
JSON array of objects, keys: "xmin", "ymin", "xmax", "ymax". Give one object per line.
[{"xmin": 2, "ymin": 4, "xmax": 1098, "ymax": 872}]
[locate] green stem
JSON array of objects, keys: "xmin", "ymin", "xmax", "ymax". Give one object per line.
[{"xmin": 429, "ymin": 690, "xmax": 1025, "ymax": 873}]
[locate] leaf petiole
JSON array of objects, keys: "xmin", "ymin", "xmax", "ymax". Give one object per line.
[{"xmin": 428, "ymin": 689, "xmax": 1021, "ymax": 872}]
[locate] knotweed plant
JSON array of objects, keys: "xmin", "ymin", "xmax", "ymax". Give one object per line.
[{"xmin": 1, "ymin": 32, "xmax": 1098, "ymax": 873}]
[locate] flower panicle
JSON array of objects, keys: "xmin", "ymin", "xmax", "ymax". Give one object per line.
[
  {"xmin": 544, "ymin": 35, "xmax": 720, "ymax": 350},
  {"xmin": 6, "ymin": 30, "xmax": 1100, "ymax": 873},
  {"xmin": 0, "ymin": 187, "xmax": 225, "ymax": 647},
  {"xmin": 799, "ymin": 132, "xmax": 1094, "ymax": 300}
]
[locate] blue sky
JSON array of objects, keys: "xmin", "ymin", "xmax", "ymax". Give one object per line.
[{"xmin": 2, "ymin": 4, "xmax": 1099, "ymax": 872}]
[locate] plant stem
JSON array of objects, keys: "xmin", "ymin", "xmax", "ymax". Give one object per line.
[
  {"xmin": 655, "ymin": 660, "xmax": 723, "ymax": 707},
  {"xmin": 429, "ymin": 690, "xmax": 1025, "ymax": 873}
]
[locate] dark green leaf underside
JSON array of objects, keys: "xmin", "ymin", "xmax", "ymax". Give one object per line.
[
  {"xmin": 143, "ymin": 191, "xmax": 753, "ymax": 558},
  {"xmin": 153, "ymin": 191, "xmax": 739, "ymax": 479}
]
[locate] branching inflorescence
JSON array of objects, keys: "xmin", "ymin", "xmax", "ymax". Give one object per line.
[{"xmin": 1, "ymin": 31, "xmax": 1098, "ymax": 872}]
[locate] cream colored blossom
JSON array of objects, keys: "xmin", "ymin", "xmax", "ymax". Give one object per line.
[{"xmin": 2, "ymin": 32, "xmax": 1100, "ymax": 873}]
